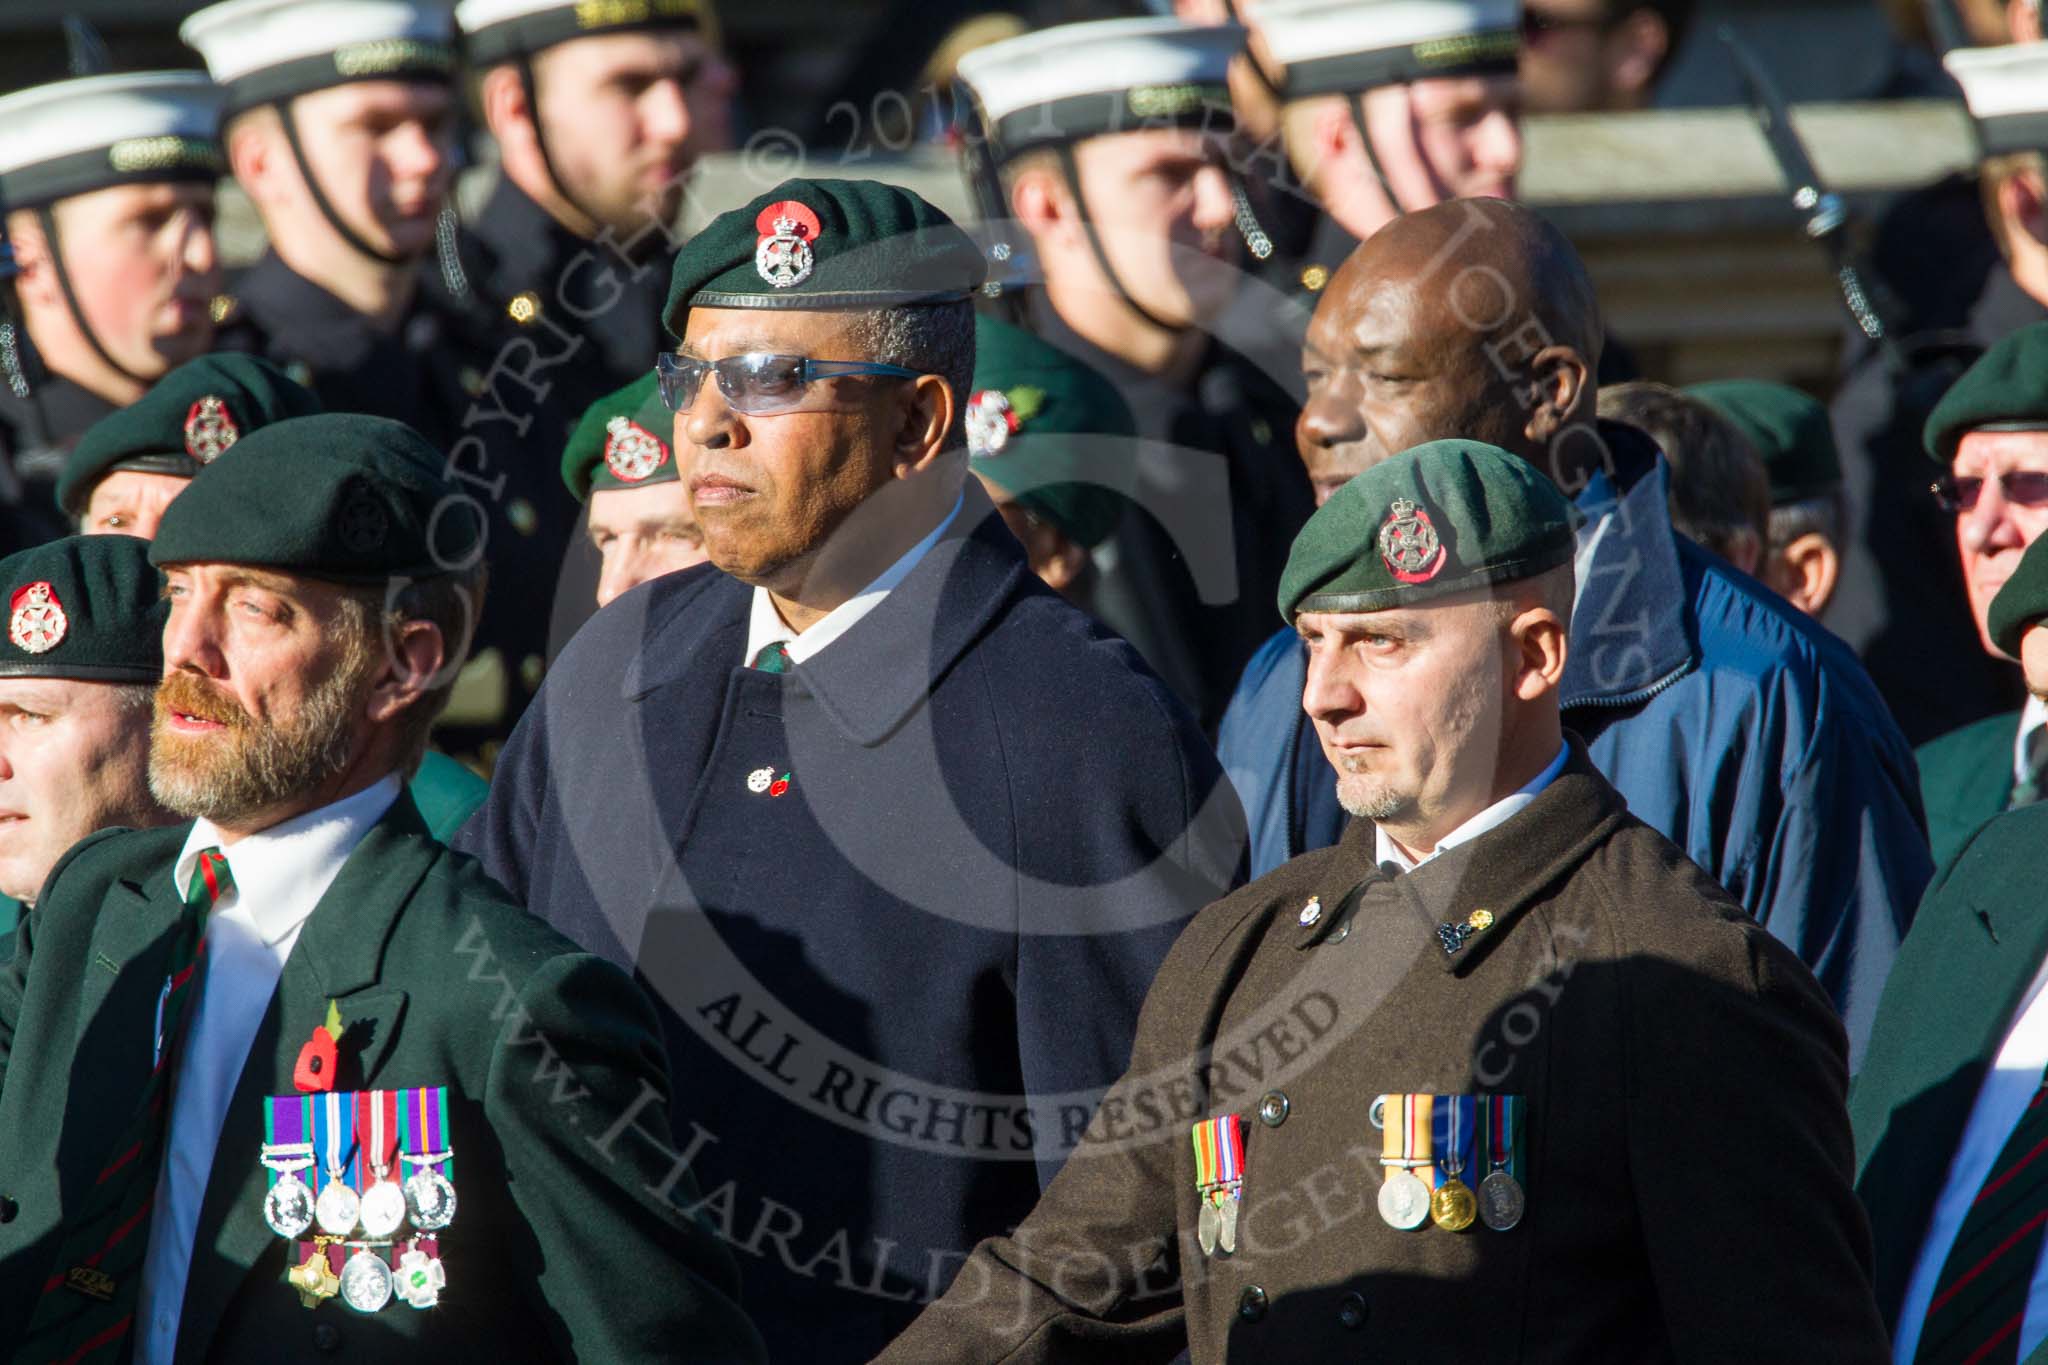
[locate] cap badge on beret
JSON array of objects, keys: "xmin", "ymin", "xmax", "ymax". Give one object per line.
[
  {"xmin": 184, "ymin": 396, "xmax": 240, "ymax": 462},
  {"xmin": 1378, "ymin": 499, "xmax": 1446, "ymax": 584},
  {"xmin": 603, "ymin": 415, "xmax": 670, "ymax": 482},
  {"xmin": 966, "ymin": 388, "xmax": 1046, "ymax": 457},
  {"xmin": 338, "ymin": 494, "xmax": 389, "ymax": 555},
  {"xmin": 9, "ymin": 581, "xmax": 68, "ymax": 655},
  {"xmin": 754, "ymin": 201, "xmax": 821, "ymax": 289}
]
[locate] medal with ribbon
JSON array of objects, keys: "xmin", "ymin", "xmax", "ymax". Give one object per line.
[
  {"xmin": 1377, "ymin": 1093, "xmax": 1433, "ymax": 1230},
  {"xmin": 312, "ymin": 1088, "xmax": 361, "ymax": 1236},
  {"xmin": 1190, "ymin": 1114, "xmax": 1245, "ymax": 1256},
  {"xmin": 1429, "ymin": 1095, "xmax": 1478, "ymax": 1231},
  {"xmin": 1478, "ymin": 1094, "xmax": 1526, "ymax": 1231},
  {"xmin": 357, "ymin": 1090, "xmax": 406, "ymax": 1238},
  {"xmin": 261, "ymin": 1094, "xmax": 316, "ymax": 1238},
  {"xmin": 399, "ymin": 1086, "xmax": 457, "ymax": 1232}
]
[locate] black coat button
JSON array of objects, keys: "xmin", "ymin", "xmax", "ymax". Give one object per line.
[
  {"xmin": 313, "ymin": 1322, "xmax": 342, "ymax": 1352},
  {"xmin": 0, "ymin": 1194, "xmax": 16, "ymax": 1222},
  {"xmin": 1338, "ymin": 1291, "xmax": 1368, "ymax": 1330},
  {"xmin": 1238, "ymin": 1284, "xmax": 1268, "ymax": 1323},
  {"xmin": 1257, "ymin": 1091, "xmax": 1290, "ymax": 1127}
]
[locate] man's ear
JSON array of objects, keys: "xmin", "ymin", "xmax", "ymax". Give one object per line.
[
  {"xmin": 2000, "ymin": 166, "xmax": 2048, "ymax": 249},
  {"xmin": 1510, "ymin": 606, "xmax": 1569, "ymax": 699},
  {"xmin": 1772, "ymin": 531, "xmax": 1840, "ymax": 619},
  {"xmin": 478, "ymin": 63, "xmax": 531, "ymax": 145},
  {"xmin": 1604, "ymin": 9, "xmax": 1670, "ymax": 103},
  {"xmin": 1523, "ymin": 346, "xmax": 1594, "ymax": 447},
  {"xmin": 1011, "ymin": 165, "xmax": 1073, "ymax": 249},
  {"xmin": 365, "ymin": 617, "xmax": 446, "ymax": 725},
  {"xmin": 894, "ymin": 374, "xmax": 956, "ymax": 474},
  {"xmin": 4, "ymin": 211, "xmax": 56, "ymax": 308},
  {"xmin": 226, "ymin": 115, "xmax": 286, "ymax": 209}
]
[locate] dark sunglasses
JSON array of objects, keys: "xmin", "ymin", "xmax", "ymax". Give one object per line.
[
  {"xmin": 1930, "ymin": 471, "xmax": 2048, "ymax": 513},
  {"xmin": 655, "ymin": 351, "xmax": 920, "ymax": 417}
]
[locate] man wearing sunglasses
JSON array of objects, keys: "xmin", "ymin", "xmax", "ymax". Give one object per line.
[
  {"xmin": 457, "ymin": 177, "xmax": 1245, "ymax": 1364},
  {"xmin": 1913, "ymin": 323, "xmax": 2048, "ymax": 869}
]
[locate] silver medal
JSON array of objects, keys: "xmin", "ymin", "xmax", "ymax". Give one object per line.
[
  {"xmin": 264, "ymin": 1168, "xmax": 315, "ymax": 1238},
  {"xmin": 1196, "ymin": 1197, "xmax": 1219, "ymax": 1256},
  {"xmin": 315, "ymin": 1179, "xmax": 361, "ymax": 1236},
  {"xmin": 1378, "ymin": 1169, "xmax": 1430, "ymax": 1230},
  {"xmin": 395, "ymin": 1247, "xmax": 446, "ymax": 1309},
  {"xmin": 1218, "ymin": 1191, "xmax": 1241, "ymax": 1254},
  {"xmin": 338, "ymin": 1249, "xmax": 393, "ymax": 1313},
  {"xmin": 404, "ymin": 1166, "xmax": 457, "ymax": 1231},
  {"xmin": 1478, "ymin": 1170, "xmax": 1525, "ymax": 1231},
  {"xmin": 360, "ymin": 1175, "xmax": 408, "ymax": 1239}
]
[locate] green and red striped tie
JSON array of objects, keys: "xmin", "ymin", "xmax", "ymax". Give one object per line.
[
  {"xmin": 20, "ymin": 848, "xmax": 230, "ymax": 1365},
  {"xmin": 1914, "ymin": 1073, "xmax": 2048, "ymax": 1365}
]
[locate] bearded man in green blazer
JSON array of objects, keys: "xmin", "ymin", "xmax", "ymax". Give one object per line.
[{"xmin": 0, "ymin": 414, "xmax": 763, "ymax": 1363}]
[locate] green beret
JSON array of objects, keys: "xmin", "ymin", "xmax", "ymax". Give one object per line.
[
  {"xmin": 1924, "ymin": 322, "xmax": 2048, "ymax": 465},
  {"xmin": 560, "ymin": 371, "xmax": 677, "ymax": 504},
  {"xmin": 1989, "ymin": 532, "xmax": 2048, "ymax": 659},
  {"xmin": 663, "ymin": 178, "xmax": 985, "ymax": 335},
  {"xmin": 967, "ymin": 315, "xmax": 1134, "ymax": 550},
  {"xmin": 60, "ymin": 354, "xmax": 322, "ymax": 517},
  {"xmin": 1278, "ymin": 439, "xmax": 1576, "ymax": 622},
  {"xmin": 0, "ymin": 535, "xmax": 164, "ymax": 683},
  {"xmin": 150, "ymin": 414, "xmax": 483, "ymax": 583},
  {"xmin": 1688, "ymin": 379, "xmax": 1842, "ymax": 505}
]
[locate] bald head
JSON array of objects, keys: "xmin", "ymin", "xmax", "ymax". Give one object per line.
[{"xmin": 1297, "ymin": 198, "xmax": 1605, "ymax": 504}]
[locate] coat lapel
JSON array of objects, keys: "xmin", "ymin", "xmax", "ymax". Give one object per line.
[
  {"xmin": 172, "ymin": 798, "xmax": 436, "ymax": 1363},
  {"xmin": 1855, "ymin": 847, "xmax": 2048, "ymax": 1326}
]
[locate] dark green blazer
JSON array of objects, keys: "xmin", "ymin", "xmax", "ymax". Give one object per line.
[
  {"xmin": 1916, "ymin": 710, "xmax": 2020, "ymax": 872},
  {"xmin": 0, "ymin": 793, "xmax": 764, "ymax": 1363},
  {"xmin": 1851, "ymin": 799, "xmax": 2048, "ymax": 1337}
]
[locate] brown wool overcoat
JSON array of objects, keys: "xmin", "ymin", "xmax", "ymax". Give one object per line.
[{"xmin": 877, "ymin": 742, "xmax": 1892, "ymax": 1364}]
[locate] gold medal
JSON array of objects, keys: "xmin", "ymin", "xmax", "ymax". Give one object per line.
[
  {"xmin": 1431, "ymin": 1179, "xmax": 1477, "ymax": 1231},
  {"xmin": 289, "ymin": 1249, "xmax": 340, "ymax": 1309}
]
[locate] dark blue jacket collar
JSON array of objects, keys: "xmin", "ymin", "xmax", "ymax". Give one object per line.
[
  {"xmin": 1560, "ymin": 420, "xmax": 1698, "ymax": 709},
  {"xmin": 625, "ymin": 481, "xmax": 1035, "ymax": 746}
]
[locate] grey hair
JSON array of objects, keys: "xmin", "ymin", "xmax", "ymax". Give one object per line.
[
  {"xmin": 1768, "ymin": 491, "xmax": 1846, "ymax": 554},
  {"xmin": 844, "ymin": 300, "xmax": 977, "ymax": 452}
]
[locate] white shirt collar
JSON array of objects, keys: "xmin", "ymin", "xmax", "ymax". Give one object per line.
[
  {"xmin": 170, "ymin": 774, "xmax": 402, "ymax": 948},
  {"xmin": 2019, "ymin": 694, "xmax": 2048, "ymax": 789},
  {"xmin": 744, "ymin": 490, "xmax": 964, "ymax": 668},
  {"xmin": 1375, "ymin": 743, "xmax": 1570, "ymax": 875}
]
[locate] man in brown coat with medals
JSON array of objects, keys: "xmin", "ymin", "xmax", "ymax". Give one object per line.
[{"xmin": 878, "ymin": 438, "xmax": 1890, "ymax": 1363}]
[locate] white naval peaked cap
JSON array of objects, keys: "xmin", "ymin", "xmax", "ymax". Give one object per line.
[
  {"xmin": 1254, "ymin": 0, "xmax": 1521, "ymax": 99},
  {"xmin": 1944, "ymin": 41, "xmax": 2048, "ymax": 157},
  {"xmin": 956, "ymin": 17, "xmax": 1245, "ymax": 162},
  {"xmin": 0, "ymin": 72, "xmax": 224, "ymax": 211},
  {"xmin": 455, "ymin": 0, "xmax": 713, "ymax": 64},
  {"xmin": 180, "ymin": 0, "xmax": 457, "ymax": 112}
]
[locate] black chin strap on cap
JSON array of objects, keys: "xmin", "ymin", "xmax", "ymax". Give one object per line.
[
  {"xmin": 35, "ymin": 206, "xmax": 150, "ymax": 388},
  {"xmin": 1345, "ymin": 93, "xmax": 1404, "ymax": 214},
  {"xmin": 277, "ymin": 98, "xmax": 420, "ymax": 268},
  {"xmin": 1055, "ymin": 141, "xmax": 1185, "ymax": 336},
  {"xmin": 517, "ymin": 56, "xmax": 612, "ymax": 243},
  {"xmin": 0, "ymin": 228, "xmax": 56, "ymax": 452}
]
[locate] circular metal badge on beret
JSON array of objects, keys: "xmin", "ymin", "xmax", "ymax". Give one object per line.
[
  {"xmin": 8, "ymin": 581, "xmax": 67, "ymax": 654},
  {"xmin": 184, "ymin": 395, "xmax": 239, "ymax": 462},
  {"xmin": 1378, "ymin": 498, "xmax": 1446, "ymax": 584},
  {"xmin": 754, "ymin": 201, "xmax": 821, "ymax": 289},
  {"xmin": 603, "ymin": 416, "xmax": 670, "ymax": 482},
  {"xmin": 338, "ymin": 495, "xmax": 389, "ymax": 555}
]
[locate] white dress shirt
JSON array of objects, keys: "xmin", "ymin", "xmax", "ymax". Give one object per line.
[
  {"xmin": 743, "ymin": 491, "xmax": 963, "ymax": 667},
  {"xmin": 1891, "ymin": 934, "xmax": 2048, "ymax": 1362},
  {"xmin": 1374, "ymin": 744, "xmax": 1571, "ymax": 874},
  {"xmin": 134, "ymin": 774, "xmax": 402, "ymax": 1364},
  {"xmin": 2015, "ymin": 693, "xmax": 2047, "ymax": 790}
]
